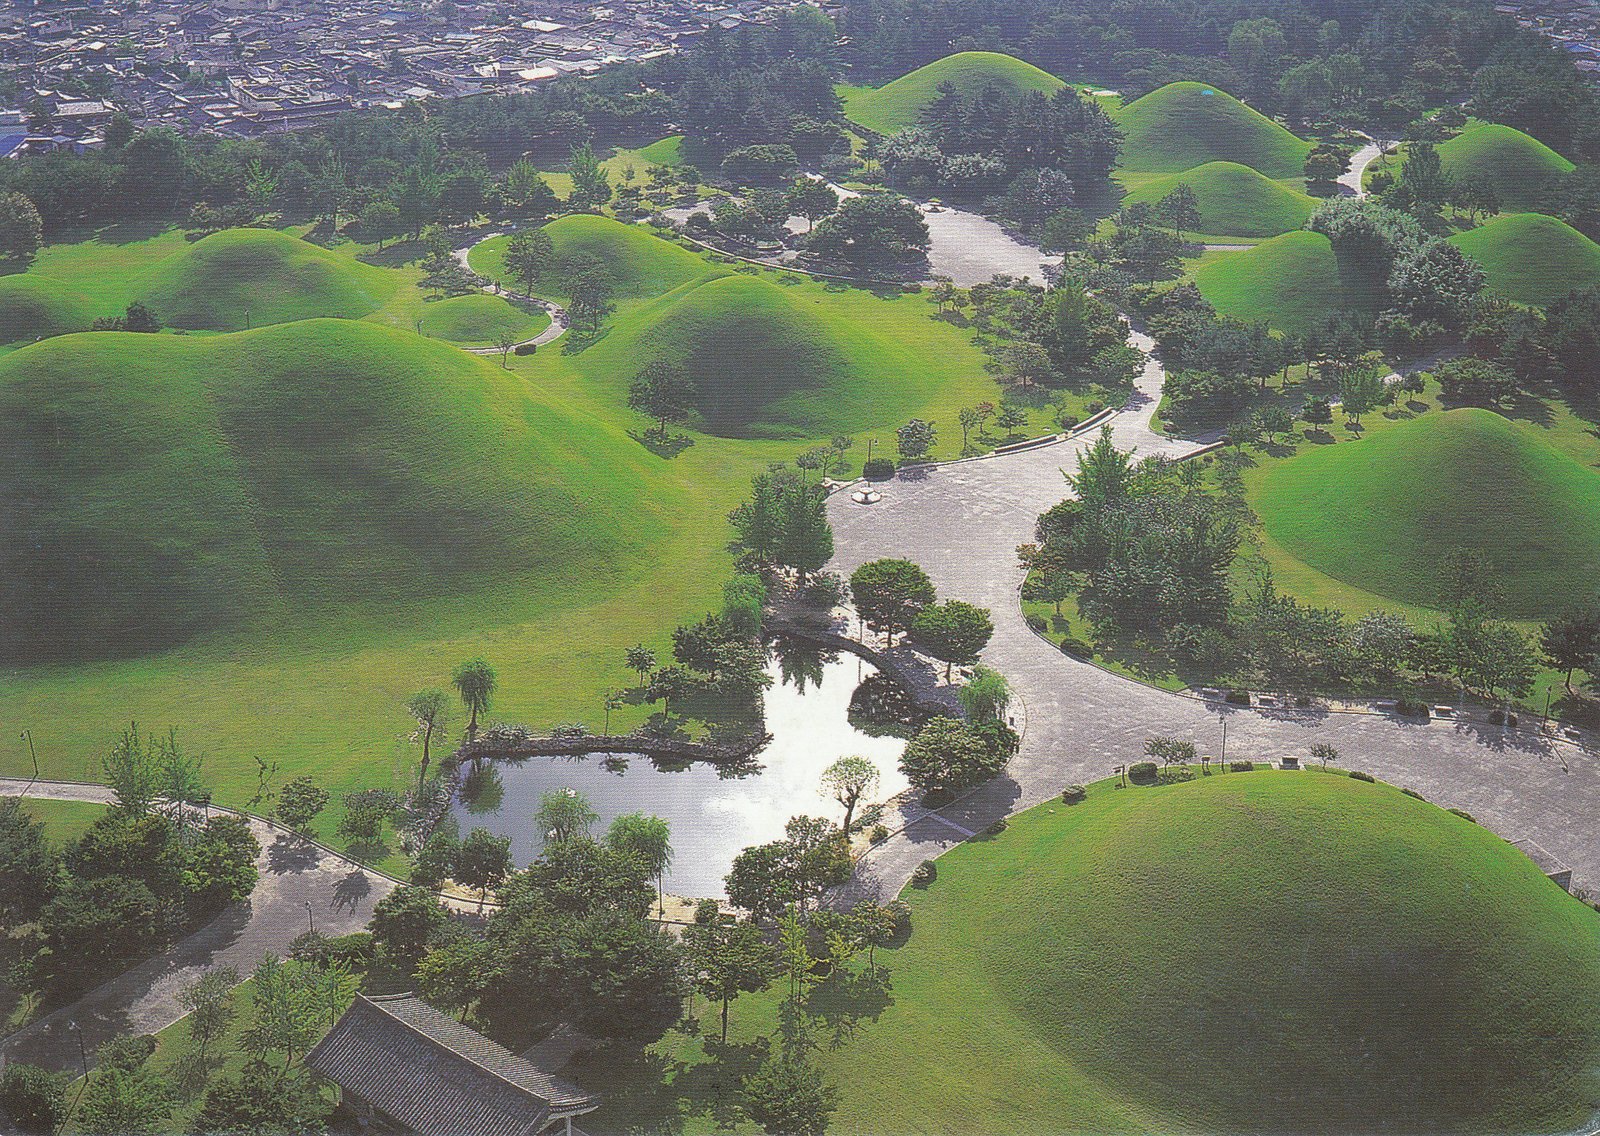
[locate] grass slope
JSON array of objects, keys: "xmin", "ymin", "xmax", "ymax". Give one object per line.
[
  {"xmin": 1450, "ymin": 212, "xmax": 1600, "ymax": 306},
  {"xmin": 600, "ymin": 771, "xmax": 1600, "ymax": 1135},
  {"xmin": 1438, "ymin": 122, "xmax": 1575, "ymax": 212},
  {"xmin": 1190, "ymin": 230, "xmax": 1378, "ymax": 333},
  {"xmin": 839, "ymin": 51, "xmax": 1065, "ymax": 135},
  {"xmin": 1115, "ymin": 81, "xmax": 1311, "ymax": 178},
  {"xmin": 1255, "ymin": 407, "xmax": 1600, "ymax": 618},
  {"xmin": 0, "ymin": 275, "xmax": 97, "ymax": 344},
  {"xmin": 0, "ymin": 319, "xmax": 672, "ymax": 665},
  {"xmin": 580, "ymin": 272, "xmax": 983, "ymax": 439},
  {"xmin": 418, "ymin": 293, "xmax": 549, "ymax": 344},
  {"xmin": 469, "ymin": 215, "xmax": 714, "ymax": 300},
  {"xmin": 137, "ymin": 228, "xmax": 399, "ymax": 330},
  {"xmin": 1121, "ymin": 161, "xmax": 1315, "ymax": 237},
  {"xmin": 22, "ymin": 799, "xmax": 106, "ymax": 846}
]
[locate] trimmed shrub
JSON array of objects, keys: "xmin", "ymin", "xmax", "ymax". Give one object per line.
[
  {"xmin": 513, "ymin": 342, "xmax": 538, "ymax": 356},
  {"xmin": 863, "ymin": 457, "xmax": 895, "ymax": 480},
  {"xmin": 911, "ymin": 859, "xmax": 937, "ymax": 887},
  {"xmin": 1128, "ymin": 761, "xmax": 1158, "ymax": 784},
  {"xmin": 986, "ymin": 818, "xmax": 1008, "ymax": 835},
  {"xmin": 1393, "ymin": 696, "xmax": 1430, "ymax": 718},
  {"xmin": 1349, "ymin": 770, "xmax": 1376, "ymax": 783},
  {"xmin": 1225, "ymin": 689, "xmax": 1251, "ymax": 705},
  {"xmin": 1488, "ymin": 709, "xmax": 1505, "ymax": 725},
  {"xmin": 1061, "ymin": 784, "xmax": 1087, "ymax": 804},
  {"xmin": 1449, "ymin": 807, "xmax": 1477, "ymax": 822},
  {"xmin": 1401, "ymin": 787, "xmax": 1426, "ymax": 800},
  {"xmin": 869, "ymin": 824, "xmax": 889, "ymax": 845},
  {"xmin": 1507, "ymin": 713, "xmax": 1519, "ymax": 727},
  {"xmin": 1026, "ymin": 614, "xmax": 1047, "ymax": 632},
  {"xmin": 1229, "ymin": 761, "xmax": 1255, "ymax": 772}
]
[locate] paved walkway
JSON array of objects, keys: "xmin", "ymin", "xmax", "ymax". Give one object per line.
[
  {"xmin": 450, "ymin": 234, "xmax": 569, "ymax": 354},
  {"xmin": 0, "ymin": 779, "xmax": 401, "ymax": 1075},
  {"xmin": 826, "ymin": 325, "xmax": 1600, "ymax": 905},
  {"xmin": 1339, "ymin": 136, "xmax": 1388, "ymax": 198}
]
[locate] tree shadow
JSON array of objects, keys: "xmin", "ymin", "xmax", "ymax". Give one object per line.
[
  {"xmin": 332, "ymin": 868, "xmax": 374, "ymax": 912},
  {"xmin": 805, "ymin": 963, "xmax": 894, "ymax": 1051},
  {"xmin": 628, "ymin": 429, "xmax": 695, "ymax": 458},
  {"xmin": 267, "ymin": 834, "xmax": 320, "ymax": 874}
]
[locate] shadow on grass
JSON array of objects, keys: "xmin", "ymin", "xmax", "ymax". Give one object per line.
[{"xmin": 628, "ymin": 428, "xmax": 696, "ymax": 458}]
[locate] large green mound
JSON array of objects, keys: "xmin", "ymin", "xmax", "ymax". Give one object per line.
[
  {"xmin": 1449, "ymin": 212, "xmax": 1600, "ymax": 306},
  {"xmin": 0, "ymin": 320, "xmax": 665, "ymax": 664},
  {"xmin": 419, "ymin": 293, "xmax": 549, "ymax": 344},
  {"xmin": 1121, "ymin": 161, "xmax": 1315, "ymax": 237},
  {"xmin": 839, "ymin": 51, "xmax": 1066, "ymax": 135},
  {"xmin": 0, "ymin": 275, "xmax": 97, "ymax": 344},
  {"xmin": 830, "ymin": 773, "xmax": 1600, "ymax": 1134},
  {"xmin": 469, "ymin": 216, "xmax": 714, "ymax": 300},
  {"xmin": 1114, "ymin": 81, "xmax": 1310, "ymax": 177},
  {"xmin": 582, "ymin": 273, "xmax": 960, "ymax": 439},
  {"xmin": 135, "ymin": 228, "xmax": 398, "ymax": 331},
  {"xmin": 1437, "ymin": 122, "xmax": 1575, "ymax": 212},
  {"xmin": 1190, "ymin": 230, "xmax": 1378, "ymax": 334},
  {"xmin": 1255, "ymin": 407, "xmax": 1600, "ymax": 617}
]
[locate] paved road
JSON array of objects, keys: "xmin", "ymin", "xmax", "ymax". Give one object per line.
[
  {"xmin": 826, "ymin": 329, "xmax": 1600, "ymax": 904},
  {"xmin": 0, "ymin": 779, "xmax": 398, "ymax": 1074}
]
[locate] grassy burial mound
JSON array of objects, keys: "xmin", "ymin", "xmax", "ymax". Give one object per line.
[
  {"xmin": 136, "ymin": 228, "xmax": 399, "ymax": 330},
  {"xmin": 1113, "ymin": 81, "xmax": 1311, "ymax": 178},
  {"xmin": 1190, "ymin": 229, "xmax": 1378, "ymax": 334},
  {"xmin": 469, "ymin": 215, "xmax": 715, "ymax": 300},
  {"xmin": 1120, "ymin": 161, "xmax": 1316, "ymax": 238},
  {"xmin": 0, "ymin": 274, "xmax": 97, "ymax": 344},
  {"xmin": 833, "ymin": 772, "xmax": 1600, "ymax": 1135},
  {"xmin": 839, "ymin": 51, "xmax": 1066, "ymax": 135},
  {"xmin": 1253, "ymin": 408, "xmax": 1600, "ymax": 619},
  {"xmin": 0, "ymin": 319, "xmax": 668, "ymax": 665},
  {"xmin": 581, "ymin": 272, "xmax": 976, "ymax": 440},
  {"xmin": 1437, "ymin": 121, "xmax": 1575, "ymax": 212},
  {"xmin": 419, "ymin": 292, "xmax": 550, "ymax": 344},
  {"xmin": 1449, "ymin": 212, "xmax": 1600, "ymax": 307}
]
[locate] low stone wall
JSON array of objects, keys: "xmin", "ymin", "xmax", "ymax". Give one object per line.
[{"xmin": 450, "ymin": 730, "xmax": 770, "ymax": 765}]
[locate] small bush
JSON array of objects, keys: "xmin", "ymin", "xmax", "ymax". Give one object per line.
[
  {"xmin": 97, "ymin": 1034, "xmax": 156, "ymax": 1073},
  {"xmin": 1128, "ymin": 761, "xmax": 1158, "ymax": 784},
  {"xmin": 1487, "ymin": 709, "xmax": 1505, "ymax": 725},
  {"xmin": 513, "ymin": 342, "xmax": 538, "ymax": 356},
  {"xmin": 0, "ymin": 1065, "xmax": 68, "ymax": 1135},
  {"xmin": 1507, "ymin": 712, "xmax": 1519, "ymax": 727},
  {"xmin": 869, "ymin": 824, "xmax": 889, "ymax": 844},
  {"xmin": 1085, "ymin": 399, "xmax": 1106, "ymax": 414},
  {"xmin": 694, "ymin": 898, "xmax": 722, "ymax": 925},
  {"xmin": 1229, "ymin": 761, "xmax": 1255, "ymax": 772},
  {"xmin": 1060, "ymin": 784, "xmax": 1087, "ymax": 804},
  {"xmin": 1025, "ymin": 614, "xmax": 1047, "ymax": 632},
  {"xmin": 1393, "ymin": 695, "xmax": 1429, "ymax": 718},
  {"xmin": 1449, "ymin": 807, "xmax": 1477, "ymax": 822},
  {"xmin": 327, "ymin": 931, "xmax": 376, "ymax": 966},
  {"xmin": 1348, "ymin": 770, "xmax": 1376, "ymax": 783},
  {"xmin": 911, "ymin": 860, "xmax": 937, "ymax": 887},
  {"xmin": 1058, "ymin": 415, "xmax": 1080, "ymax": 431},
  {"xmin": 863, "ymin": 457, "xmax": 895, "ymax": 480},
  {"xmin": 1225, "ymin": 689, "xmax": 1251, "ymax": 706},
  {"xmin": 1401, "ymin": 787, "xmax": 1426, "ymax": 800},
  {"xmin": 1157, "ymin": 767, "xmax": 1195, "ymax": 784}
]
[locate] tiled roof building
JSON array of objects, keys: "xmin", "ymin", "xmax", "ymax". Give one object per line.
[{"xmin": 306, "ymin": 993, "xmax": 599, "ymax": 1136}]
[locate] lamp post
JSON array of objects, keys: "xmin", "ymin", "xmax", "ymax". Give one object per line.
[
  {"xmin": 20, "ymin": 729, "xmax": 38, "ymax": 781},
  {"xmin": 305, "ymin": 901, "xmax": 315, "ymax": 936},
  {"xmin": 68, "ymin": 1020, "xmax": 86, "ymax": 1079},
  {"xmin": 1220, "ymin": 717, "xmax": 1228, "ymax": 766}
]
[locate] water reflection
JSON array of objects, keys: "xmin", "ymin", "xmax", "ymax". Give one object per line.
[{"xmin": 447, "ymin": 641, "xmax": 909, "ymax": 898}]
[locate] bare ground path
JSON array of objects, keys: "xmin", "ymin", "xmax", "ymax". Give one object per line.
[
  {"xmin": 826, "ymin": 326, "xmax": 1600, "ymax": 905},
  {"xmin": 0, "ymin": 778, "xmax": 406, "ymax": 1074}
]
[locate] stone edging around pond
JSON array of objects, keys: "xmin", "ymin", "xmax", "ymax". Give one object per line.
[
  {"xmin": 450, "ymin": 729, "xmax": 772, "ymax": 767},
  {"xmin": 765, "ymin": 611, "xmax": 963, "ymax": 721}
]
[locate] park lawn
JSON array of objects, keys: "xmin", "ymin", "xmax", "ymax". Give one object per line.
[
  {"xmin": 1189, "ymin": 229, "xmax": 1382, "ymax": 334},
  {"xmin": 20, "ymin": 798, "xmax": 107, "ymax": 846},
  {"xmin": 586, "ymin": 771, "xmax": 1600, "ymax": 1136},
  {"xmin": 0, "ymin": 220, "xmax": 1010, "ymax": 864},
  {"xmin": 414, "ymin": 292, "xmax": 549, "ymax": 345}
]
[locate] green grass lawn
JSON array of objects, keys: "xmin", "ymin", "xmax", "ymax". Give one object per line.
[
  {"xmin": 1113, "ymin": 81, "xmax": 1312, "ymax": 178},
  {"xmin": 0, "ymin": 275, "xmax": 98, "ymax": 344},
  {"xmin": 20, "ymin": 798, "xmax": 106, "ymax": 846},
  {"xmin": 0, "ymin": 219, "xmax": 1009, "ymax": 865},
  {"xmin": 588, "ymin": 771, "xmax": 1600, "ymax": 1135},
  {"xmin": 1189, "ymin": 230, "xmax": 1380, "ymax": 333},
  {"xmin": 838, "ymin": 51, "xmax": 1066, "ymax": 135},
  {"xmin": 1450, "ymin": 212, "xmax": 1600, "ymax": 307},
  {"xmin": 1253, "ymin": 406, "xmax": 1600, "ymax": 619},
  {"xmin": 416, "ymin": 292, "xmax": 549, "ymax": 344},
  {"xmin": 1438, "ymin": 122, "xmax": 1575, "ymax": 212},
  {"xmin": 1118, "ymin": 162, "xmax": 1316, "ymax": 238},
  {"xmin": 470, "ymin": 215, "xmax": 715, "ymax": 301}
]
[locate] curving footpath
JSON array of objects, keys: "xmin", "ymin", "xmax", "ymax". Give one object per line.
[
  {"xmin": 450, "ymin": 235, "xmax": 569, "ymax": 354},
  {"xmin": 0, "ymin": 778, "xmax": 410, "ymax": 1075},
  {"xmin": 826, "ymin": 327, "xmax": 1600, "ymax": 905}
]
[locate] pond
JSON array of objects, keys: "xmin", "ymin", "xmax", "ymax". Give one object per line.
[{"xmin": 447, "ymin": 640, "xmax": 911, "ymax": 898}]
